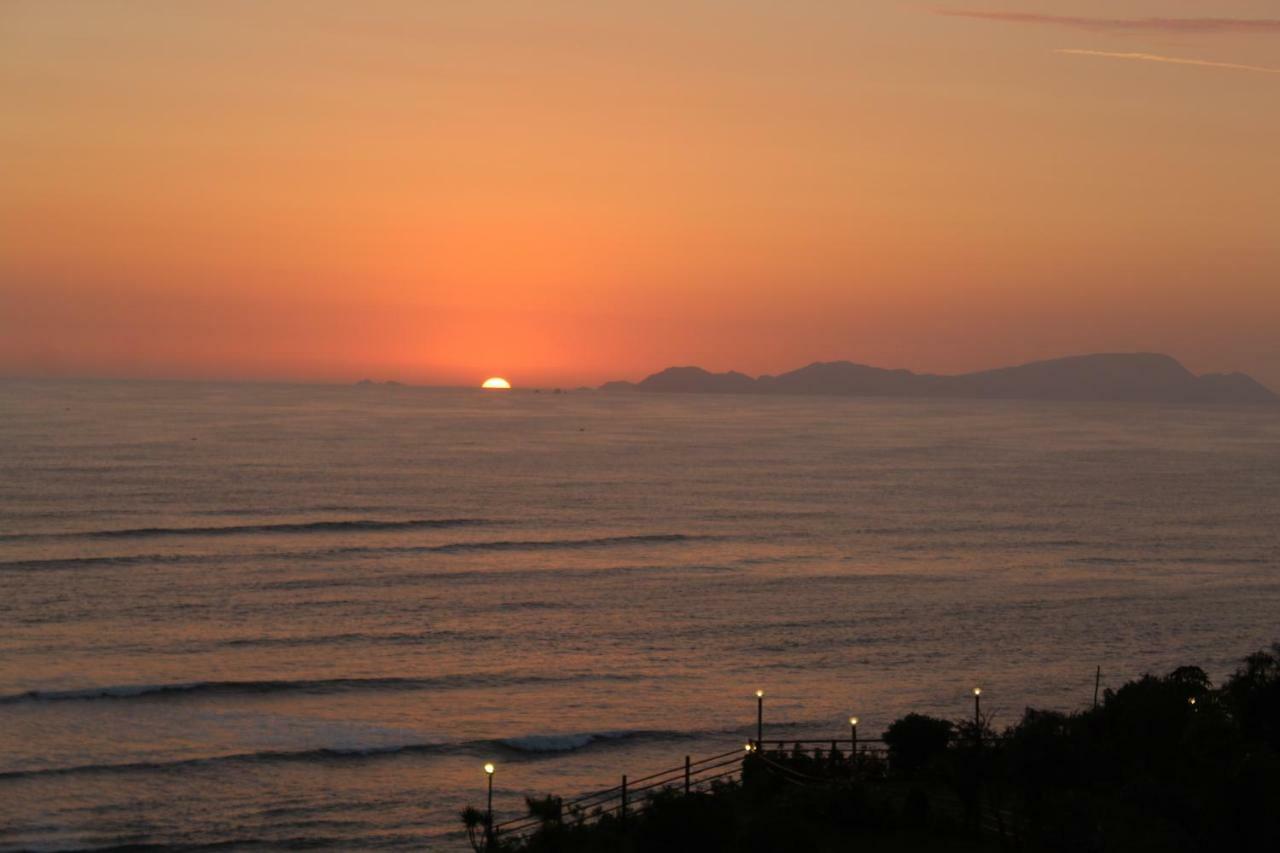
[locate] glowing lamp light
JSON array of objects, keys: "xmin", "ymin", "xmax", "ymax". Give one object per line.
[
  {"xmin": 973, "ymin": 687, "xmax": 982, "ymax": 696},
  {"xmin": 755, "ymin": 689, "xmax": 764, "ymax": 698},
  {"xmin": 1188, "ymin": 697, "xmax": 1197, "ymax": 706},
  {"xmin": 744, "ymin": 743, "xmax": 753, "ymax": 752},
  {"xmin": 850, "ymin": 716, "xmax": 859, "ymax": 726},
  {"xmin": 481, "ymin": 377, "xmax": 512, "ymax": 390},
  {"xmin": 484, "ymin": 762, "xmax": 495, "ymax": 775}
]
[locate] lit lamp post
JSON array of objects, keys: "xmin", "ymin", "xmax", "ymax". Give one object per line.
[
  {"xmin": 483, "ymin": 762, "xmax": 495, "ymax": 848},
  {"xmin": 755, "ymin": 689, "xmax": 764, "ymax": 748},
  {"xmin": 849, "ymin": 716, "xmax": 859, "ymax": 775},
  {"xmin": 973, "ymin": 687, "xmax": 982, "ymax": 733}
]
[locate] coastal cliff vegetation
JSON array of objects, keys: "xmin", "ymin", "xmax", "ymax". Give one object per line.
[{"xmin": 466, "ymin": 643, "xmax": 1280, "ymax": 852}]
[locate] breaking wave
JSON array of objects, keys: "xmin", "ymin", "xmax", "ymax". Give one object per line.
[
  {"xmin": 0, "ymin": 672, "xmax": 635, "ymax": 705},
  {"xmin": 0, "ymin": 729, "xmax": 692, "ymax": 781},
  {"xmin": 0, "ymin": 533, "xmax": 704, "ymax": 572},
  {"xmin": 0, "ymin": 518, "xmax": 491, "ymax": 542}
]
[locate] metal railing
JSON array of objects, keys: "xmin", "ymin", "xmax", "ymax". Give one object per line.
[
  {"xmin": 754, "ymin": 737, "xmax": 887, "ymax": 755},
  {"xmin": 490, "ymin": 735, "xmax": 887, "ymax": 842},
  {"xmin": 492, "ymin": 745, "xmax": 746, "ymax": 839}
]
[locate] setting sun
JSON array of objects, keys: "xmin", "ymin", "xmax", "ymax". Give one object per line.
[{"xmin": 481, "ymin": 377, "xmax": 512, "ymax": 390}]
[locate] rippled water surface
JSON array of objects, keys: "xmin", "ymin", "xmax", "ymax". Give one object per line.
[{"xmin": 2, "ymin": 379, "xmax": 1278, "ymax": 850}]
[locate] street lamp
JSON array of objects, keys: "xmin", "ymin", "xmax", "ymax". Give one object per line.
[
  {"xmin": 849, "ymin": 716, "xmax": 858, "ymax": 755},
  {"xmin": 483, "ymin": 762, "xmax": 495, "ymax": 847},
  {"xmin": 755, "ymin": 689, "xmax": 764, "ymax": 747},
  {"xmin": 973, "ymin": 687, "xmax": 982, "ymax": 727}
]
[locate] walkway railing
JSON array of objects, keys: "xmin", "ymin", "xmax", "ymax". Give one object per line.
[
  {"xmin": 492, "ymin": 745, "xmax": 744, "ymax": 839},
  {"xmin": 474, "ymin": 686, "xmax": 1002, "ymax": 847},
  {"xmin": 755, "ymin": 737, "xmax": 888, "ymax": 757},
  {"xmin": 490, "ymin": 735, "xmax": 887, "ymax": 842}
]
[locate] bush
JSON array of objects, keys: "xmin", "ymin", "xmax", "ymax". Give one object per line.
[
  {"xmin": 1221, "ymin": 643, "xmax": 1280, "ymax": 750},
  {"xmin": 882, "ymin": 713, "xmax": 953, "ymax": 773}
]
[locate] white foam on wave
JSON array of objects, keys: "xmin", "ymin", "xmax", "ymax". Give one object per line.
[
  {"xmin": 499, "ymin": 729, "xmax": 654, "ymax": 753},
  {"xmin": 502, "ymin": 733, "xmax": 596, "ymax": 752}
]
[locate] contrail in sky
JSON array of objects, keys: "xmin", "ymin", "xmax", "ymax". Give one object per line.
[
  {"xmin": 1055, "ymin": 49, "xmax": 1280, "ymax": 76},
  {"xmin": 938, "ymin": 10, "xmax": 1280, "ymax": 34}
]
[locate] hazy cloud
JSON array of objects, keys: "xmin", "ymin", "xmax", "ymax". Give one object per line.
[
  {"xmin": 937, "ymin": 10, "xmax": 1280, "ymax": 34},
  {"xmin": 1055, "ymin": 49, "xmax": 1280, "ymax": 75}
]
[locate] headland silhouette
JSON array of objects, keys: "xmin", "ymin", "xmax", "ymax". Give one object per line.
[{"xmin": 601, "ymin": 353, "xmax": 1278, "ymax": 405}]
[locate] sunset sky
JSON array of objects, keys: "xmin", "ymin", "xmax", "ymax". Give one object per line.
[{"xmin": 3, "ymin": 1, "xmax": 1278, "ymax": 388}]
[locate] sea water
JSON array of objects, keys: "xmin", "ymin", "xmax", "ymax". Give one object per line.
[{"xmin": 2, "ymin": 379, "xmax": 1278, "ymax": 849}]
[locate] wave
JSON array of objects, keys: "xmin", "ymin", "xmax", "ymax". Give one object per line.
[
  {"xmin": 0, "ymin": 729, "xmax": 691, "ymax": 782},
  {"xmin": 250, "ymin": 561, "xmax": 735, "ymax": 593},
  {"xmin": 0, "ymin": 672, "xmax": 635, "ymax": 705},
  {"xmin": 0, "ymin": 743, "xmax": 451, "ymax": 781},
  {"xmin": 421, "ymin": 533, "xmax": 696, "ymax": 554},
  {"xmin": 499, "ymin": 730, "xmax": 668, "ymax": 753},
  {"xmin": 857, "ymin": 523, "xmax": 1060, "ymax": 535},
  {"xmin": 221, "ymin": 630, "xmax": 479, "ymax": 649},
  {"xmin": 10, "ymin": 630, "xmax": 497, "ymax": 657},
  {"xmin": 0, "ymin": 533, "xmax": 704, "ymax": 573},
  {"xmin": 0, "ymin": 553, "xmax": 195, "ymax": 572},
  {"xmin": 0, "ymin": 517, "xmax": 491, "ymax": 542},
  {"xmin": 1067, "ymin": 554, "xmax": 1271, "ymax": 566}
]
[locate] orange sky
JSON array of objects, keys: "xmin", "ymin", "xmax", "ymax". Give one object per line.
[{"xmin": 3, "ymin": 1, "xmax": 1279, "ymax": 388}]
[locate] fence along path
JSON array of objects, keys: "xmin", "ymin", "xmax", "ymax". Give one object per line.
[{"xmin": 491, "ymin": 735, "xmax": 888, "ymax": 842}]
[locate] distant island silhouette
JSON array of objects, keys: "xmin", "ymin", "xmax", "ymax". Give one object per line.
[{"xmin": 600, "ymin": 353, "xmax": 1278, "ymax": 405}]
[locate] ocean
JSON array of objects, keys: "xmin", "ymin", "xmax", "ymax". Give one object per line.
[{"xmin": 2, "ymin": 379, "xmax": 1278, "ymax": 850}]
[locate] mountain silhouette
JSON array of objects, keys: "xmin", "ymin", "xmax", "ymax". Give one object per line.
[{"xmin": 600, "ymin": 353, "xmax": 1278, "ymax": 405}]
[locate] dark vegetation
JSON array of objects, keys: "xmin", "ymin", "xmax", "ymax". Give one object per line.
[{"xmin": 463, "ymin": 643, "xmax": 1280, "ymax": 851}]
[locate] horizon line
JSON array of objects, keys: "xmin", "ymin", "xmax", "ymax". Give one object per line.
[{"xmin": 1, "ymin": 350, "xmax": 1271, "ymax": 392}]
